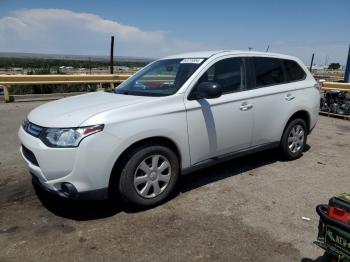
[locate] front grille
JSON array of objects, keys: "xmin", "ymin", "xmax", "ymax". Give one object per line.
[
  {"xmin": 23, "ymin": 121, "xmax": 43, "ymax": 137},
  {"xmin": 22, "ymin": 145, "xmax": 39, "ymax": 166}
]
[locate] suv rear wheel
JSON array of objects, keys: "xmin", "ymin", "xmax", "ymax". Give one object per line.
[
  {"xmin": 118, "ymin": 145, "xmax": 179, "ymax": 206},
  {"xmin": 280, "ymin": 118, "xmax": 307, "ymax": 160}
]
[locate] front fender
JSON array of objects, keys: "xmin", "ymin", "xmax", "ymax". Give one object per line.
[{"xmin": 104, "ymin": 115, "xmax": 191, "ymax": 178}]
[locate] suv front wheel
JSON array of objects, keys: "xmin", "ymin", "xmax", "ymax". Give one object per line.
[
  {"xmin": 118, "ymin": 145, "xmax": 179, "ymax": 207},
  {"xmin": 280, "ymin": 118, "xmax": 307, "ymax": 160}
]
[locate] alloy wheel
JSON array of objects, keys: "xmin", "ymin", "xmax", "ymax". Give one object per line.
[
  {"xmin": 133, "ymin": 154, "xmax": 171, "ymax": 199},
  {"xmin": 287, "ymin": 124, "xmax": 305, "ymax": 154}
]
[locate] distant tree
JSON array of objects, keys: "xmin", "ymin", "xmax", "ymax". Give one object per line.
[
  {"xmin": 328, "ymin": 63, "xmax": 341, "ymax": 70},
  {"xmin": 0, "ymin": 57, "xmax": 149, "ymax": 69}
]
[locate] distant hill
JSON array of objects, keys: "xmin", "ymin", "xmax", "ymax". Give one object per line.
[{"xmin": 0, "ymin": 52, "xmax": 153, "ymax": 63}]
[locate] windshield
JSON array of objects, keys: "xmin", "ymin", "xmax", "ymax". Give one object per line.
[{"xmin": 115, "ymin": 58, "xmax": 205, "ymax": 96}]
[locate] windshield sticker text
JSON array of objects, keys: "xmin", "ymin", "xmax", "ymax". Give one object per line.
[{"xmin": 180, "ymin": 58, "xmax": 204, "ymax": 64}]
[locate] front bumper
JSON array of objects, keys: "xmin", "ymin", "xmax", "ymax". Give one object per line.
[
  {"xmin": 31, "ymin": 173, "xmax": 108, "ymax": 200},
  {"xmin": 18, "ymin": 125, "xmax": 119, "ymax": 200}
]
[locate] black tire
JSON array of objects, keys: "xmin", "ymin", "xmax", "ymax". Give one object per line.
[
  {"xmin": 118, "ymin": 144, "xmax": 179, "ymax": 207},
  {"xmin": 280, "ymin": 118, "xmax": 307, "ymax": 160},
  {"xmin": 321, "ymin": 252, "xmax": 336, "ymax": 262}
]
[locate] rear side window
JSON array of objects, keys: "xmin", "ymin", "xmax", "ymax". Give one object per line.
[
  {"xmin": 283, "ymin": 59, "xmax": 306, "ymax": 82},
  {"xmin": 253, "ymin": 57, "xmax": 284, "ymax": 87}
]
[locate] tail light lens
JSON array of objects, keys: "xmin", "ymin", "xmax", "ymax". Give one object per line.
[{"xmin": 327, "ymin": 206, "xmax": 350, "ymax": 224}]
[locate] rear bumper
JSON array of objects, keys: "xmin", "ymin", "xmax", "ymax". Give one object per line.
[
  {"xmin": 315, "ymin": 204, "xmax": 350, "ymax": 260},
  {"xmin": 317, "ymin": 204, "xmax": 350, "ymax": 233}
]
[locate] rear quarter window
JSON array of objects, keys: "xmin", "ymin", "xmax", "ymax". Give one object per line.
[{"xmin": 283, "ymin": 59, "xmax": 306, "ymax": 82}]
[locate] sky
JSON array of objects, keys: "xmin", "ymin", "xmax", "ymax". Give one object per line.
[{"xmin": 0, "ymin": 0, "xmax": 349, "ymax": 65}]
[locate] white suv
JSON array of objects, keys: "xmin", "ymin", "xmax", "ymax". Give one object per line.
[{"xmin": 19, "ymin": 50, "xmax": 320, "ymax": 206}]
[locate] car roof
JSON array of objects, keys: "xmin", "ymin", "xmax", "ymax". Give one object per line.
[{"xmin": 162, "ymin": 50, "xmax": 298, "ymax": 61}]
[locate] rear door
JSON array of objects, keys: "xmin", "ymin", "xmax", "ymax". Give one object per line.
[{"xmin": 247, "ymin": 57, "xmax": 307, "ymax": 146}]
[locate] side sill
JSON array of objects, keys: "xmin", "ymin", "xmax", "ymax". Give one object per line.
[{"xmin": 181, "ymin": 142, "xmax": 279, "ymax": 175}]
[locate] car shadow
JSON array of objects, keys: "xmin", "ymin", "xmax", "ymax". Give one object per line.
[
  {"xmin": 34, "ymin": 185, "xmax": 122, "ymax": 221},
  {"xmin": 179, "ymin": 148, "xmax": 284, "ymax": 193},
  {"xmin": 301, "ymin": 253, "xmax": 334, "ymax": 262},
  {"xmin": 304, "ymin": 143, "xmax": 311, "ymax": 153},
  {"xmin": 35, "ymin": 145, "xmax": 311, "ymax": 221}
]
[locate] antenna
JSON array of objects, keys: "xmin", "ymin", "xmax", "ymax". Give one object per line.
[{"xmin": 266, "ymin": 45, "xmax": 270, "ymax": 52}]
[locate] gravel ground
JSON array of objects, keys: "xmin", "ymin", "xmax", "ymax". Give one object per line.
[{"xmin": 0, "ymin": 101, "xmax": 349, "ymax": 262}]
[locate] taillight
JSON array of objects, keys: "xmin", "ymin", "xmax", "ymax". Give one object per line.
[{"xmin": 328, "ymin": 206, "xmax": 350, "ymax": 224}]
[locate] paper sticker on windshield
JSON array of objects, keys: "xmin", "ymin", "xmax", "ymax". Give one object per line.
[{"xmin": 180, "ymin": 58, "xmax": 204, "ymax": 64}]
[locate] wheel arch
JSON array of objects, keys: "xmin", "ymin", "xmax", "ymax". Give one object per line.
[
  {"xmin": 108, "ymin": 136, "xmax": 181, "ymax": 194},
  {"xmin": 281, "ymin": 110, "xmax": 311, "ymax": 141}
]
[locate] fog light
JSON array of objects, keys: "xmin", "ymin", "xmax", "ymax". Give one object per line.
[{"xmin": 60, "ymin": 182, "xmax": 78, "ymax": 197}]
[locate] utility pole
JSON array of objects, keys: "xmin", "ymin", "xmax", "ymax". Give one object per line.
[
  {"xmin": 110, "ymin": 35, "xmax": 115, "ymax": 89},
  {"xmin": 309, "ymin": 53, "xmax": 314, "ymax": 73},
  {"xmin": 344, "ymin": 44, "xmax": 350, "ymax": 83},
  {"xmin": 325, "ymin": 55, "xmax": 329, "ymax": 68},
  {"xmin": 110, "ymin": 35, "xmax": 114, "ymax": 74}
]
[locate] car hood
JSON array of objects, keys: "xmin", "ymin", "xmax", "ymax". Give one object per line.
[{"xmin": 28, "ymin": 92, "xmax": 157, "ymax": 127}]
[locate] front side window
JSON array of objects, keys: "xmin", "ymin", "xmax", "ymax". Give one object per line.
[
  {"xmin": 253, "ymin": 57, "xmax": 285, "ymax": 87},
  {"xmin": 115, "ymin": 58, "xmax": 205, "ymax": 96},
  {"xmin": 196, "ymin": 57, "xmax": 246, "ymax": 94},
  {"xmin": 283, "ymin": 59, "xmax": 306, "ymax": 82}
]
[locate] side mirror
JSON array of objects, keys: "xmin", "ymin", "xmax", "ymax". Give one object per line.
[{"xmin": 191, "ymin": 82, "xmax": 222, "ymax": 99}]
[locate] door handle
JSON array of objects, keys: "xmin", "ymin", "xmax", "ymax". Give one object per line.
[
  {"xmin": 240, "ymin": 102, "xmax": 253, "ymax": 111},
  {"xmin": 285, "ymin": 94, "xmax": 295, "ymax": 101}
]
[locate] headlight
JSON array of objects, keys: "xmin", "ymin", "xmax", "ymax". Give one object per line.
[
  {"xmin": 22, "ymin": 117, "xmax": 29, "ymax": 129},
  {"xmin": 40, "ymin": 125, "xmax": 104, "ymax": 148}
]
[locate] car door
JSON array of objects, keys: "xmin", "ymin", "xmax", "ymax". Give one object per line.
[
  {"xmin": 184, "ymin": 56, "xmax": 254, "ymax": 165},
  {"xmin": 247, "ymin": 57, "xmax": 306, "ymax": 146}
]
